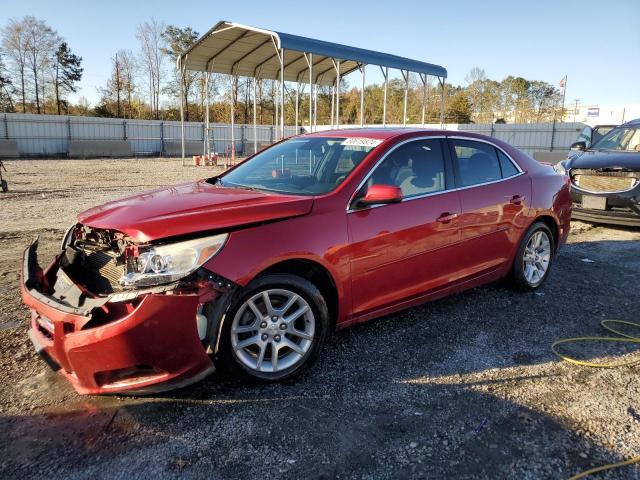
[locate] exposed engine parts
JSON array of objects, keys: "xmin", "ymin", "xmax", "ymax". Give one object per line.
[{"xmin": 61, "ymin": 225, "xmax": 142, "ymax": 295}]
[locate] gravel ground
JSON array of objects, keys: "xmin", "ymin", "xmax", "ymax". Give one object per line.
[{"xmin": 0, "ymin": 159, "xmax": 639, "ymax": 479}]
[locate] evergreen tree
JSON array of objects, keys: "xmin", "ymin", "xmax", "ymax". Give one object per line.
[{"xmin": 53, "ymin": 41, "xmax": 82, "ymax": 114}]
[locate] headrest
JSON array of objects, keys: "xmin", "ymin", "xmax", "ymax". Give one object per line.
[
  {"xmin": 349, "ymin": 150, "xmax": 368, "ymax": 165},
  {"xmin": 411, "ymin": 147, "xmax": 440, "ymax": 178}
]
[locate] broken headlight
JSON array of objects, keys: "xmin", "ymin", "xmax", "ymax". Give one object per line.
[
  {"xmin": 119, "ymin": 233, "xmax": 228, "ymax": 288},
  {"xmin": 60, "ymin": 223, "xmax": 76, "ymax": 250}
]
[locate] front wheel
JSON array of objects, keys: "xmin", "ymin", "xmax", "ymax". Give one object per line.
[
  {"xmin": 510, "ymin": 221, "xmax": 555, "ymax": 291},
  {"xmin": 219, "ymin": 274, "xmax": 329, "ymax": 382}
]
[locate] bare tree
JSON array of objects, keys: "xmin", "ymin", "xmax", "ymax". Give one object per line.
[
  {"xmin": 161, "ymin": 25, "xmax": 199, "ymax": 121},
  {"xmin": 117, "ymin": 50, "xmax": 137, "ymax": 117},
  {"xmin": 1, "ymin": 18, "xmax": 29, "ymax": 112},
  {"xmin": 465, "ymin": 67, "xmax": 489, "ymax": 122},
  {"xmin": 22, "ymin": 16, "xmax": 59, "ymax": 114},
  {"xmin": 136, "ymin": 18, "xmax": 165, "ymax": 119},
  {"xmin": 114, "ymin": 52, "xmax": 122, "ymax": 117},
  {"xmin": 0, "ymin": 52, "xmax": 15, "ymax": 112},
  {"xmin": 97, "ymin": 52, "xmax": 126, "ymax": 117}
]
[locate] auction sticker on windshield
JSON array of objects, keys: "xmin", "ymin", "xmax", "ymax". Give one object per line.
[{"xmin": 341, "ymin": 138, "xmax": 383, "ymax": 147}]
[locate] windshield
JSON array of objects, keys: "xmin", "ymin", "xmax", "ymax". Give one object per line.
[
  {"xmin": 218, "ymin": 136, "xmax": 381, "ymax": 195},
  {"xmin": 591, "ymin": 127, "xmax": 640, "ymax": 152}
]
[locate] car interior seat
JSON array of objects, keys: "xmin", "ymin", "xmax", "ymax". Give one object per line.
[
  {"xmin": 461, "ymin": 152, "xmax": 500, "ymax": 185},
  {"xmin": 399, "ymin": 147, "xmax": 443, "ymax": 197}
]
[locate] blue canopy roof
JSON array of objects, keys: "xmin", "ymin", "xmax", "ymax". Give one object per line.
[{"xmin": 179, "ymin": 21, "xmax": 447, "ymax": 86}]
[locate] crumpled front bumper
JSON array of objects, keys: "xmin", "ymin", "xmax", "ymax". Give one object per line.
[{"xmin": 21, "ymin": 240, "xmax": 217, "ymax": 395}]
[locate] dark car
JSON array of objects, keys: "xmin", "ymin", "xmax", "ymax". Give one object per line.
[{"xmin": 555, "ymin": 118, "xmax": 640, "ymax": 226}]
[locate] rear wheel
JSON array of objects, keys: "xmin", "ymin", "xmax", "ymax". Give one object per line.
[
  {"xmin": 219, "ymin": 274, "xmax": 329, "ymax": 382},
  {"xmin": 510, "ymin": 221, "xmax": 555, "ymax": 291}
]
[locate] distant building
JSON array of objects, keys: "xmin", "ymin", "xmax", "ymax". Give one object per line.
[{"xmin": 563, "ymin": 104, "xmax": 640, "ymax": 126}]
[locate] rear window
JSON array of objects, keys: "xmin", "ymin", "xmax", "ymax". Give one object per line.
[
  {"xmin": 451, "ymin": 140, "xmax": 502, "ymax": 187},
  {"xmin": 451, "ymin": 139, "xmax": 520, "ymax": 187},
  {"xmin": 497, "ymin": 150, "xmax": 519, "ymax": 177}
]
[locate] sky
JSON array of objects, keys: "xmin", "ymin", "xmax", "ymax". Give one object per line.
[{"xmin": 2, "ymin": 0, "xmax": 639, "ymax": 107}]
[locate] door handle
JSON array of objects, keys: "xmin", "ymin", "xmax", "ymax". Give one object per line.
[
  {"xmin": 436, "ymin": 212, "xmax": 458, "ymax": 224},
  {"xmin": 507, "ymin": 195, "xmax": 525, "ymax": 205}
]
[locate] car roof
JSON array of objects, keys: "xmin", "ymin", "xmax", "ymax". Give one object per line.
[
  {"xmin": 301, "ymin": 128, "xmax": 452, "ymax": 140},
  {"xmin": 621, "ymin": 118, "xmax": 640, "ymax": 127}
]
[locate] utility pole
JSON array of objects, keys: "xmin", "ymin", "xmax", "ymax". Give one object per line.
[
  {"xmin": 573, "ymin": 98, "xmax": 580, "ymax": 123},
  {"xmin": 115, "ymin": 52, "xmax": 121, "ymax": 118}
]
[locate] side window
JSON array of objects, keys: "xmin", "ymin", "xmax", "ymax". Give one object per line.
[
  {"xmin": 497, "ymin": 149, "xmax": 520, "ymax": 178},
  {"xmin": 366, "ymin": 139, "xmax": 446, "ymax": 199},
  {"xmin": 451, "ymin": 140, "xmax": 502, "ymax": 187}
]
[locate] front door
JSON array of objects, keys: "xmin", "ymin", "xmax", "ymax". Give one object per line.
[{"xmin": 347, "ymin": 138, "xmax": 463, "ymax": 317}]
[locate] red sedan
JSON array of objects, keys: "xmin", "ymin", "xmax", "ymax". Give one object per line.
[{"xmin": 22, "ymin": 129, "xmax": 572, "ymax": 394}]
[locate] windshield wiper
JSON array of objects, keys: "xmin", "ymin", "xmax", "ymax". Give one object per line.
[
  {"xmin": 227, "ymin": 183, "xmax": 265, "ymax": 192},
  {"xmin": 206, "ymin": 176, "xmax": 225, "ymax": 186}
]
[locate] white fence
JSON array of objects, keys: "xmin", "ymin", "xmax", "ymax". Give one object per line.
[
  {"xmin": 457, "ymin": 122, "xmax": 585, "ymax": 155},
  {"xmin": 311, "ymin": 122, "xmax": 586, "ymax": 156},
  {"xmin": 0, "ymin": 113, "xmax": 585, "ymax": 158},
  {"xmin": 0, "ymin": 113, "xmax": 300, "ymax": 157}
]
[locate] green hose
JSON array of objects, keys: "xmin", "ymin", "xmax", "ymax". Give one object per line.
[
  {"xmin": 552, "ymin": 319, "xmax": 640, "ymax": 478},
  {"xmin": 552, "ymin": 320, "xmax": 640, "ymax": 368}
]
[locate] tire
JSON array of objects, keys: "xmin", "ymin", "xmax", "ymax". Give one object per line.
[
  {"xmin": 510, "ymin": 221, "xmax": 555, "ymax": 291},
  {"xmin": 218, "ymin": 274, "xmax": 329, "ymax": 382}
]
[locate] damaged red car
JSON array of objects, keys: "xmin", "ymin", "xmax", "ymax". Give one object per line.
[{"xmin": 22, "ymin": 129, "xmax": 571, "ymax": 395}]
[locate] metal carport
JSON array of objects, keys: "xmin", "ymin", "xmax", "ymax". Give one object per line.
[{"xmin": 177, "ymin": 21, "xmax": 448, "ymax": 161}]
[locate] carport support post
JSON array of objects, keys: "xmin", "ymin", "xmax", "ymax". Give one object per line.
[
  {"xmin": 381, "ymin": 66, "xmax": 388, "ymax": 127},
  {"xmin": 439, "ymin": 78, "xmax": 445, "ymax": 128},
  {"xmin": 402, "ymin": 70, "xmax": 409, "ymax": 127},
  {"xmin": 313, "ymin": 82, "xmax": 318, "ymax": 130},
  {"xmin": 179, "ymin": 59, "xmax": 186, "ymax": 164},
  {"xmin": 331, "ymin": 84, "xmax": 336, "ymax": 128},
  {"xmin": 420, "ymin": 74, "xmax": 427, "ymax": 127},
  {"xmin": 333, "ymin": 59, "xmax": 341, "ymax": 129},
  {"xmin": 274, "ymin": 78, "xmax": 279, "ymax": 141},
  {"xmin": 204, "ymin": 72, "xmax": 210, "ymax": 158},
  {"xmin": 253, "ymin": 78, "xmax": 257, "ymax": 154},
  {"xmin": 305, "ymin": 53, "xmax": 313, "ymax": 133},
  {"xmin": 280, "ymin": 48, "xmax": 285, "ymax": 140},
  {"xmin": 359, "ymin": 64, "xmax": 365, "ymax": 127},
  {"xmin": 295, "ymin": 82, "xmax": 299, "ymax": 133},
  {"xmin": 230, "ymin": 74, "xmax": 236, "ymax": 164}
]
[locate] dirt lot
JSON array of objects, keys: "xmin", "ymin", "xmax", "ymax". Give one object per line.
[{"xmin": 1, "ymin": 159, "xmax": 639, "ymax": 479}]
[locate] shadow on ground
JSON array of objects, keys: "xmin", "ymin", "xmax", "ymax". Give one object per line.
[{"xmin": 1, "ymin": 238, "xmax": 639, "ymax": 479}]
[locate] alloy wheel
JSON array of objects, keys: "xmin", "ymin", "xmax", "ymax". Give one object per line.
[
  {"xmin": 522, "ymin": 230, "xmax": 551, "ymax": 286},
  {"xmin": 230, "ymin": 288, "xmax": 315, "ymax": 373}
]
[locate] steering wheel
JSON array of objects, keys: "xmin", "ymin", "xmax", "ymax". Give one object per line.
[{"xmin": 334, "ymin": 174, "xmax": 348, "ymax": 186}]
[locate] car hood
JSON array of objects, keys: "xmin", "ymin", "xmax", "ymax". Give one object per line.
[
  {"xmin": 77, "ymin": 180, "xmax": 314, "ymax": 242},
  {"xmin": 567, "ymin": 150, "xmax": 640, "ymax": 170}
]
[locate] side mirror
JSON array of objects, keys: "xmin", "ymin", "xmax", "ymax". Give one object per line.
[
  {"xmin": 358, "ymin": 184, "xmax": 403, "ymax": 207},
  {"xmin": 570, "ymin": 141, "xmax": 587, "ymax": 151}
]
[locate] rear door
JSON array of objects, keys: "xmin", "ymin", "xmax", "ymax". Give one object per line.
[
  {"xmin": 347, "ymin": 138, "xmax": 463, "ymax": 316},
  {"xmin": 447, "ymin": 138, "xmax": 531, "ymax": 278}
]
